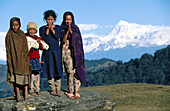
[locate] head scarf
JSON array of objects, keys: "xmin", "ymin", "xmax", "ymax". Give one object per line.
[
  {"xmin": 10, "ymin": 17, "xmax": 21, "ymax": 30},
  {"xmin": 61, "ymin": 11, "xmax": 75, "ymax": 25}
]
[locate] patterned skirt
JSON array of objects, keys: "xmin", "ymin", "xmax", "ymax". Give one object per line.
[{"xmin": 30, "ymin": 58, "xmax": 41, "ymax": 73}]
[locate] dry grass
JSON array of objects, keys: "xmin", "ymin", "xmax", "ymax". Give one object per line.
[{"xmin": 81, "ymin": 83, "xmax": 170, "ymax": 111}]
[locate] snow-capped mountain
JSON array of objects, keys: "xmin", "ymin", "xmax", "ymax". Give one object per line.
[
  {"xmin": 0, "ymin": 20, "xmax": 170, "ymax": 63},
  {"xmin": 82, "ymin": 20, "xmax": 170, "ymax": 53}
]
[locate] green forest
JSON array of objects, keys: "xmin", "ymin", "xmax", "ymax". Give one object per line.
[{"xmin": 85, "ymin": 45, "xmax": 170, "ymax": 86}]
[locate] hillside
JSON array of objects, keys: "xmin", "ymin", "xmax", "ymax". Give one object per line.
[
  {"xmin": 82, "ymin": 83, "xmax": 170, "ymax": 111},
  {"xmin": 85, "ymin": 45, "xmax": 170, "ymax": 86},
  {"xmin": 0, "ymin": 65, "xmax": 7, "ymax": 83},
  {"xmin": 85, "ymin": 58, "xmax": 116, "ymax": 72},
  {"xmin": 0, "ymin": 58, "xmax": 115, "ymax": 83}
]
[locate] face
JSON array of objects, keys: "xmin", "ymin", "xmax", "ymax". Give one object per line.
[
  {"xmin": 46, "ymin": 16, "xmax": 55, "ymax": 25},
  {"xmin": 12, "ymin": 21, "xmax": 20, "ymax": 32},
  {"xmin": 65, "ymin": 15, "xmax": 72, "ymax": 25},
  {"xmin": 29, "ymin": 28, "xmax": 36, "ymax": 36}
]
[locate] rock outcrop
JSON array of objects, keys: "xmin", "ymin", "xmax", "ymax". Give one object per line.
[{"xmin": 0, "ymin": 90, "xmax": 115, "ymax": 111}]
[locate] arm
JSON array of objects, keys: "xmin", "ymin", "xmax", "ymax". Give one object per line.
[
  {"xmin": 38, "ymin": 58, "xmax": 44, "ymax": 64},
  {"xmin": 50, "ymin": 24, "xmax": 55, "ymax": 35},
  {"xmin": 63, "ymin": 30, "xmax": 69, "ymax": 43},
  {"xmin": 46, "ymin": 23, "xmax": 55, "ymax": 35},
  {"xmin": 63, "ymin": 23, "xmax": 72, "ymax": 43},
  {"xmin": 37, "ymin": 38, "xmax": 43, "ymax": 50},
  {"xmin": 39, "ymin": 26, "xmax": 50, "ymax": 40},
  {"xmin": 52, "ymin": 25, "xmax": 63, "ymax": 39}
]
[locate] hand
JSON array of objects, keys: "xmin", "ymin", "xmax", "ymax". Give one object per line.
[
  {"xmin": 50, "ymin": 24, "xmax": 55, "ymax": 35},
  {"xmin": 39, "ymin": 61, "xmax": 44, "ymax": 64},
  {"xmin": 38, "ymin": 59, "xmax": 44, "ymax": 64},
  {"xmin": 68, "ymin": 23, "xmax": 72, "ymax": 34},
  {"xmin": 37, "ymin": 39, "xmax": 41, "ymax": 44},
  {"xmin": 46, "ymin": 24, "xmax": 55, "ymax": 35},
  {"xmin": 47, "ymin": 23, "xmax": 52, "ymax": 29},
  {"xmin": 51, "ymin": 24, "xmax": 55, "ymax": 30}
]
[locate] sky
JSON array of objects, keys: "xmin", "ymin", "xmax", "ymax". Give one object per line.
[
  {"xmin": 0, "ymin": 0, "xmax": 170, "ymax": 63},
  {"xmin": 0, "ymin": 0, "xmax": 170, "ymax": 34}
]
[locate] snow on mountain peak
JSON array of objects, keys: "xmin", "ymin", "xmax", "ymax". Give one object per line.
[
  {"xmin": 117, "ymin": 20, "xmax": 129, "ymax": 25},
  {"xmin": 83, "ymin": 21, "xmax": 170, "ymax": 53}
]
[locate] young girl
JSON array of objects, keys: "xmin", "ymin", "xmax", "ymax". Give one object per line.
[
  {"xmin": 26, "ymin": 22, "xmax": 45, "ymax": 96},
  {"xmin": 5, "ymin": 17, "xmax": 31, "ymax": 102},
  {"xmin": 61, "ymin": 11, "xmax": 85, "ymax": 99},
  {"xmin": 39, "ymin": 10, "xmax": 63, "ymax": 96}
]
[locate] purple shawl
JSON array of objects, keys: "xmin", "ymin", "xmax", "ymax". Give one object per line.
[{"xmin": 61, "ymin": 11, "xmax": 85, "ymax": 85}]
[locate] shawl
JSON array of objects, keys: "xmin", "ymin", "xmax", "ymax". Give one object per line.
[
  {"xmin": 5, "ymin": 29, "xmax": 31, "ymax": 88},
  {"xmin": 61, "ymin": 12, "xmax": 85, "ymax": 85}
]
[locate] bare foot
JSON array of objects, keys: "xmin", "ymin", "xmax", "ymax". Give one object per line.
[
  {"xmin": 16, "ymin": 96, "xmax": 24, "ymax": 102},
  {"xmin": 75, "ymin": 93, "xmax": 80, "ymax": 99},
  {"xmin": 30, "ymin": 92, "xmax": 36, "ymax": 96},
  {"xmin": 64, "ymin": 92, "xmax": 75, "ymax": 100},
  {"xmin": 25, "ymin": 94, "xmax": 30, "ymax": 100},
  {"xmin": 50, "ymin": 90, "xmax": 57, "ymax": 96},
  {"xmin": 36, "ymin": 92, "xmax": 42, "ymax": 95}
]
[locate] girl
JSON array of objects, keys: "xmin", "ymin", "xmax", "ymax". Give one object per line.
[
  {"xmin": 39, "ymin": 10, "xmax": 63, "ymax": 96},
  {"xmin": 5, "ymin": 17, "xmax": 31, "ymax": 102},
  {"xmin": 61, "ymin": 11, "xmax": 85, "ymax": 99},
  {"xmin": 26, "ymin": 22, "xmax": 44, "ymax": 96}
]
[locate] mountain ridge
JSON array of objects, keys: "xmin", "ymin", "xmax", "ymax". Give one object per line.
[{"xmin": 83, "ymin": 20, "xmax": 170, "ymax": 53}]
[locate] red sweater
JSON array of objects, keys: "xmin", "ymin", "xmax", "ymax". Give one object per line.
[{"xmin": 27, "ymin": 35, "xmax": 43, "ymax": 60}]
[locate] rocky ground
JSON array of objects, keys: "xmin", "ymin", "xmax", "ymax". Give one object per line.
[{"xmin": 0, "ymin": 90, "xmax": 115, "ymax": 111}]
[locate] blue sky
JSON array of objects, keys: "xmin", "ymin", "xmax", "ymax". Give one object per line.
[
  {"xmin": 0, "ymin": 0, "xmax": 170, "ymax": 63},
  {"xmin": 0, "ymin": 0, "xmax": 170, "ymax": 34}
]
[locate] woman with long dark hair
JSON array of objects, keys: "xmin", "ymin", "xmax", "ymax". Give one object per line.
[{"xmin": 61, "ymin": 11, "xmax": 85, "ymax": 99}]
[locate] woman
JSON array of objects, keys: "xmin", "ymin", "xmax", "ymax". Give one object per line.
[
  {"xmin": 39, "ymin": 10, "xmax": 63, "ymax": 96},
  {"xmin": 5, "ymin": 17, "xmax": 31, "ymax": 102},
  {"xmin": 61, "ymin": 11, "xmax": 85, "ymax": 99}
]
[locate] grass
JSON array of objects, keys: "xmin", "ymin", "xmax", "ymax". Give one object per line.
[{"xmin": 81, "ymin": 83, "xmax": 170, "ymax": 111}]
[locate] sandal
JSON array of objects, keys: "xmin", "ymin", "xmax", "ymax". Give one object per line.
[
  {"xmin": 75, "ymin": 93, "xmax": 80, "ymax": 99},
  {"xmin": 30, "ymin": 92, "xmax": 37, "ymax": 96},
  {"xmin": 64, "ymin": 92, "xmax": 75, "ymax": 100}
]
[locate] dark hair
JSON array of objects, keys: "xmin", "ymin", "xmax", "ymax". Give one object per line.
[
  {"xmin": 10, "ymin": 17, "xmax": 21, "ymax": 29},
  {"xmin": 43, "ymin": 10, "xmax": 57, "ymax": 21},
  {"xmin": 62, "ymin": 11, "xmax": 75, "ymax": 25}
]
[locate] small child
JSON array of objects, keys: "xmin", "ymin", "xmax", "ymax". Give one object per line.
[{"xmin": 26, "ymin": 22, "xmax": 44, "ymax": 96}]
